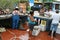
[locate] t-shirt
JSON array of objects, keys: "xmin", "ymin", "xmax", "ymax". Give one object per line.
[
  {"xmin": 51, "ymin": 13, "xmax": 60, "ymax": 24},
  {"xmin": 44, "ymin": 11, "xmax": 56, "ymax": 17},
  {"xmin": 49, "ymin": 11, "xmax": 55, "ymax": 15}
]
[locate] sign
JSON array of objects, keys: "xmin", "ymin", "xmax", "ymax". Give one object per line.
[
  {"xmin": 41, "ymin": 20, "xmax": 46, "ymax": 26},
  {"xmin": 29, "ymin": 0, "xmax": 34, "ymax": 7}
]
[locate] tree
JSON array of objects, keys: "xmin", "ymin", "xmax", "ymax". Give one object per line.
[
  {"xmin": 0, "ymin": 0, "xmax": 19, "ymax": 10},
  {"xmin": 0, "ymin": 0, "xmax": 28, "ymax": 10}
]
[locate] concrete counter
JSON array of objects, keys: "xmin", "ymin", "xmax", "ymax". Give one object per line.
[{"xmin": 34, "ymin": 16, "xmax": 52, "ymax": 31}]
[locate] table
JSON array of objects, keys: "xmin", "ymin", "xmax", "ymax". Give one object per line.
[
  {"xmin": 0, "ymin": 14, "xmax": 12, "ymax": 28},
  {"xmin": 0, "ymin": 14, "xmax": 28, "ymax": 29},
  {"xmin": 34, "ymin": 16, "xmax": 52, "ymax": 31}
]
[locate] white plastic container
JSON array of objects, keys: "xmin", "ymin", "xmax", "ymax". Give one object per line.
[
  {"xmin": 32, "ymin": 26, "xmax": 40, "ymax": 36},
  {"xmin": 40, "ymin": 25, "xmax": 46, "ymax": 31},
  {"xmin": 0, "ymin": 27, "xmax": 6, "ymax": 32}
]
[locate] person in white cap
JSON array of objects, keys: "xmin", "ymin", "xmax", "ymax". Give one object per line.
[{"xmin": 12, "ymin": 7, "xmax": 20, "ymax": 29}]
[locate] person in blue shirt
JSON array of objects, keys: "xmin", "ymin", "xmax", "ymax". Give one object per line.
[
  {"xmin": 12, "ymin": 7, "xmax": 20, "ymax": 29},
  {"xmin": 28, "ymin": 11, "xmax": 37, "ymax": 31}
]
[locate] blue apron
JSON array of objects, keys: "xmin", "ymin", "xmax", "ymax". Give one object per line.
[{"xmin": 12, "ymin": 14, "xmax": 20, "ymax": 29}]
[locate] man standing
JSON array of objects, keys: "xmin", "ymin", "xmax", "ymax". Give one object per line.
[
  {"xmin": 48, "ymin": 10, "xmax": 60, "ymax": 37},
  {"xmin": 12, "ymin": 7, "xmax": 20, "ymax": 29}
]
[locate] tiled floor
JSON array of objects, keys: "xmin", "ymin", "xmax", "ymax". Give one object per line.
[
  {"xmin": 1, "ymin": 24, "xmax": 60, "ymax": 40},
  {"xmin": 1, "ymin": 29, "xmax": 60, "ymax": 40}
]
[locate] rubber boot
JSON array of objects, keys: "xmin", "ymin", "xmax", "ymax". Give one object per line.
[
  {"xmin": 53, "ymin": 31, "xmax": 56, "ymax": 37},
  {"xmin": 48, "ymin": 30, "xmax": 52, "ymax": 36}
]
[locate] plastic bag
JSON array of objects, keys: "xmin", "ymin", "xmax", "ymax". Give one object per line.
[{"xmin": 20, "ymin": 33, "xmax": 29, "ymax": 40}]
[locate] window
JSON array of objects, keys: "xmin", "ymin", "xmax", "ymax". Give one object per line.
[
  {"xmin": 55, "ymin": 4, "xmax": 60, "ymax": 10},
  {"xmin": 55, "ymin": 4, "xmax": 59, "ymax": 10}
]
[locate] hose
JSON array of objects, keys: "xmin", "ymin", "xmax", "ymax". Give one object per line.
[
  {"xmin": 7, "ymin": 29, "xmax": 29, "ymax": 40},
  {"xmin": 7, "ymin": 29, "xmax": 20, "ymax": 40}
]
